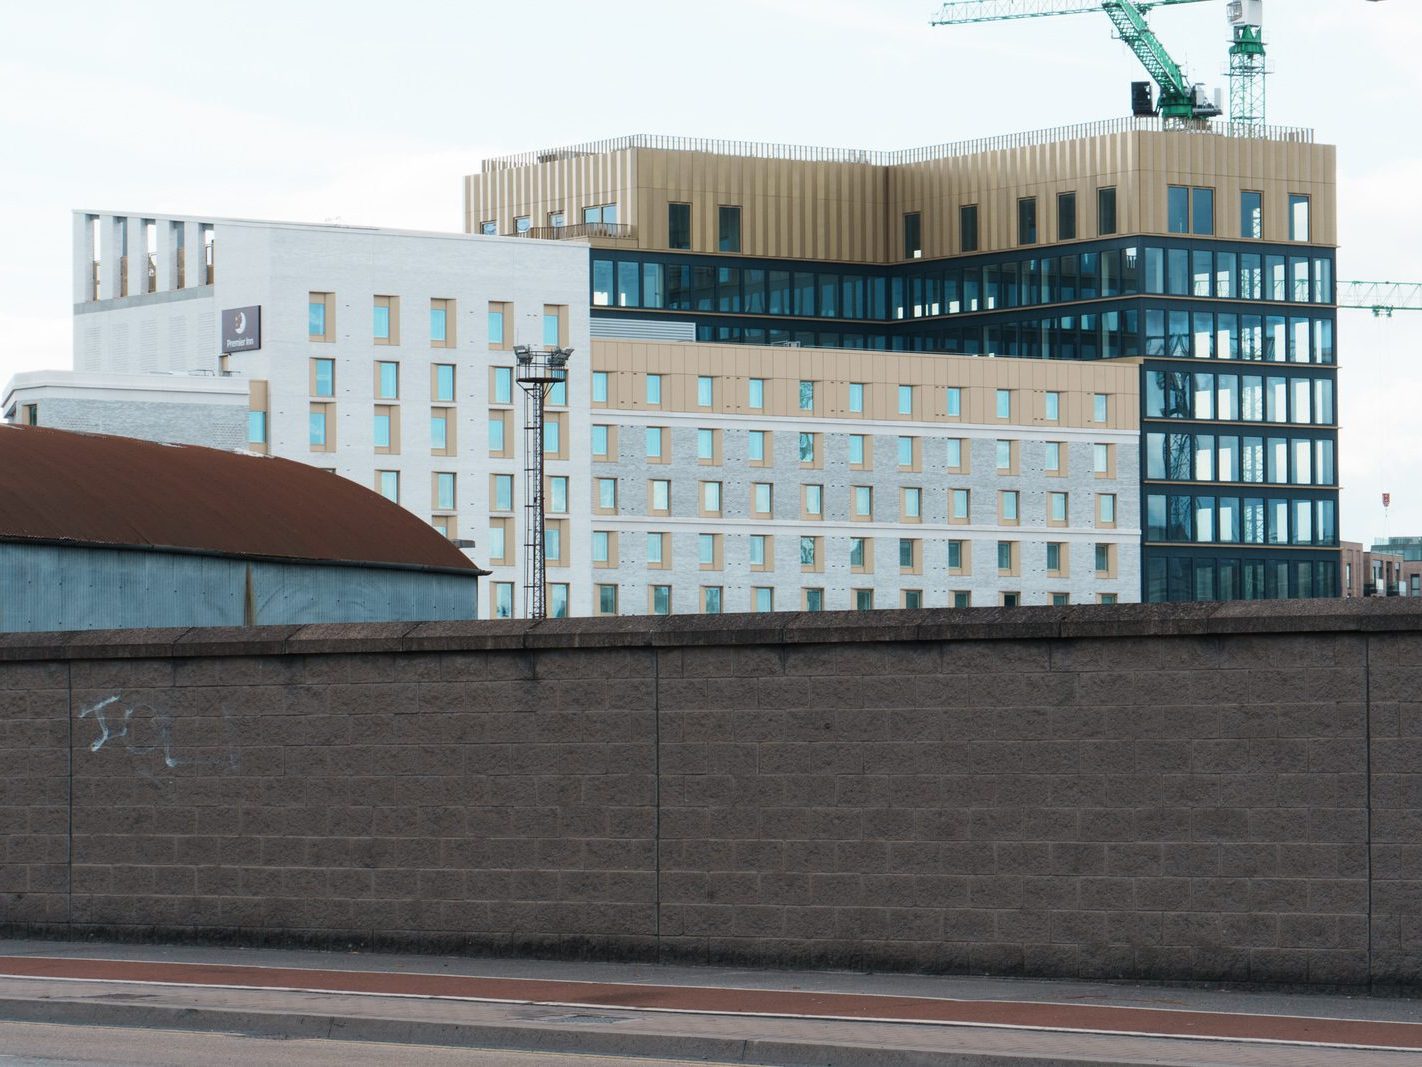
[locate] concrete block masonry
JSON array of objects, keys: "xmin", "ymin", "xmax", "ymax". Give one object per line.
[{"xmin": 2, "ymin": 600, "xmax": 1421, "ymax": 990}]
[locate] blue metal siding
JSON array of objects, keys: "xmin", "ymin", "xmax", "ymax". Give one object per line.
[
  {"xmin": 249, "ymin": 561, "xmax": 477, "ymax": 625},
  {"xmin": 0, "ymin": 544, "xmax": 478, "ymax": 632},
  {"xmin": 0, "ymin": 544, "xmax": 244, "ymax": 631}
]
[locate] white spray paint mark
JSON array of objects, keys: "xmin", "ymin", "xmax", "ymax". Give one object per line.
[{"xmin": 77, "ymin": 692, "xmax": 239, "ymax": 773}]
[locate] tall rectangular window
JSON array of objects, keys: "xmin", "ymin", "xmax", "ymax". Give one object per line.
[
  {"xmin": 904, "ymin": 211, "xmax": 922, "ymax": 258},
  {"xmin": 1192, "ymin": 187, "xmax": 1215, "ymax": 236},
  {"xmin": 799, "ymin": 380, "xmax": 815, "ymax": 411},
  {"xmin": 1168, "ymin": 185, "xmax": 1190, "ymax": 233},
  {"xmin": 748, "ymin": 378, "xmax": 764, "ymax": 409},
  {"xmin": 848, "ymin": 382, "xmax": 865, "ymax": 413},
  {"xmin": 312, "ymin": 358, "xmax": 334, "ymax": 397},
  {"xmin": 435, "ymin": 472, "xmax": 455, "ymax": 511},
  {"xmin": 434, "ymin": 364, "xmax": 454, "ymax": 402},
  {"xmin": 748, "ymin": 430, "xmax": 766, "ymax": 462},
  {"xmin": 492, "ymin": 474, "xmax": 513, "ymax": 512},
  {"xmin": 487, "ymin": 302, "xmax": 506, "ymax": 347},
  {"xmin": 668, "ymin": 202, "xmax": 691, "ymax": 249},
  {"xmin": 960, "ymin": 204, "xmax": 979, "ymax": 253},
  {"xmin": 247, "ymin": 411, "xmax": 266, "ymax": 444},
  {"xmin": 492, "ymin": 366, "xmax": 512, "ymax": 405},
  {"xmin": 995, "ymin": 389, "xmax": 1011, "ymax": 419},
  {"xmin": 308, "ymin": 297, "xmax": 325, "ymax": 339},
  {"xmin": 1242, "ymin": 191, "xmax": 1263, "ymax": 239},
  {"xmin": 431, "ymin": 410, "xmax": 450, "ymax": 452},
  {"xmin": 542, "ymin": 307, "xmax": 562, "ymax": 347},
  {"xmin": 373, "ymin": 295, "xmax": 398, "ymax": 344},
  {"xmin": 377, "ymin": 470, "xmax": 399, "ymax": 502},
  {"xmin": 1098, "ymin": 187, "xmax": 1117, "ymax": 235},
  {"xmin": 1057, "ymin": 192, "xmax": 1077, "ymax": 240},
  {"xmin": 430, "ymin": 298, "xmax": 453, "ymax": 346},
  {"xmin": 697, "ymin": 376, "xmax": 714, "ymax": 407},
  {"xmin": 898, "ymin": 384, "xmax": 914, "ymax": 415},
  {"xmin": 1289, "ymin": 194, "xmax": 1311, "ymax": 241},
  {"xmin": 493, "ymin": 583, "xmax": 513, "ymax": 619},
  {"xmin": 718, "ymin": 205, "xmax": 741, "ymax": 252},
  {"xmin": 1045, "ymin": 391, "xmax": 1060, "ymax": 421},
  {"xmin": 646, "ymin": 374, "xmax": 662, "ymax": 405},
  {"xmin": 376, "ymin": 361, "xmax": 399, "ymax": 400},
  {"xmin": 946, "ymin": 387, "xmax": 961, "ymax": 417},
  {"xmin": 1017, "ymin": 197, "xmax": 1037, "ymax": 245},
  {"xmin": 1093, "ymin": 393, "xmax": 1109, "ymax": 423},
  {"xmin": 590, "ymin": 370, "xmax": 609, "ymax": 404}
]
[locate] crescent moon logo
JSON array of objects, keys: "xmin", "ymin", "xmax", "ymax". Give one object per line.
[{"xmin": 234, "ymin": 312, "xmax": 246, "ymax": 333}]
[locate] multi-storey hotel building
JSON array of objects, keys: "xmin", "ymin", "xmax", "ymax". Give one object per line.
[
  {"xmin": 12, "ymin": 207, "xmax": 1139, "ymax": 615},
  {"xmin": 5, "ymin": 117, "xmax": 1339, "ymax": 611},
  {"xmin": 467, "ymin": 117, "xmax": 1341, "ymax": 601}
]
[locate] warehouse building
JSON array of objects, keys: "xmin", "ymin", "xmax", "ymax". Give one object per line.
[{"xmin": 0, "ymin": 425, "xmax": 484, "ymax": 632}]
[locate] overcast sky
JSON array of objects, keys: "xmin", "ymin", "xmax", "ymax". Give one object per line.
[{"xmin": 1, "ymin": 0, "xmax": 1417, "ymax": 544}]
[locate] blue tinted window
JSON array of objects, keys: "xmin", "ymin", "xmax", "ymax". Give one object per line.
[
  {"xmin": 313, "ymin": 359, "xmax": 334, "ymax": 397},
  {"xmin": 246, "ymin": 411, "xmax": 266, "ymax": 444},
  {"xmin": 308, "ymin": 300, "xmax": 325, "ymax": 338},
  {"xmin": 1192, "ymin": 187, "xmax": 1215, "ymax": 235},
  {"xmin": 1167, "ymin": 186, "xmax": 1190, "ymax": 233},
  {"xmin": 435, "ymin": 364, "xmax": 455, "ymax": 402},
  {"xmin": 430, "ymin": 307, "xmax": 446, "ymax": 342}
]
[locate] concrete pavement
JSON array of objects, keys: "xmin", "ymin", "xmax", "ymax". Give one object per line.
[{"xmin": 2, "ymin": 939, "xmax": 1421, "ymax": 1065}]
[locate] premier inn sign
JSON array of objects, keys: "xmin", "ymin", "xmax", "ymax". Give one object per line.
[{"xmin": 221, "ymin": 306, "xmax": 261, "ymax": 353}]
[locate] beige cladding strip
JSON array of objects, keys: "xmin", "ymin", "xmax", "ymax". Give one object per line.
[
  {"xmin": 587, "ymin": 339, "xmax": 1139, "ymax": 430},
  {"xmin": 465, "ymin": 131, "xmax": 1335, "ymax": 259}
]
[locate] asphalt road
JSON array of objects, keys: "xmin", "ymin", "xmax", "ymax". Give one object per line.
[{"xmin": 0, "ymin": 1021, "xmax": 727, "ymax": 1067}]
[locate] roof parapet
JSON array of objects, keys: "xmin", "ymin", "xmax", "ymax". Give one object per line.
[{"xmin": 480, "ymin": 116, "xmax": 1315, "ymax": 172}]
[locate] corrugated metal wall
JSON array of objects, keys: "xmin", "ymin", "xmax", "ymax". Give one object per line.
[
  {"xmin": 247, "ymin": 560, "xmax": 477, "ymax": 626},
  {"xmin": 0, "ymin": 544, "xmax": 478, "ymax": 632}
]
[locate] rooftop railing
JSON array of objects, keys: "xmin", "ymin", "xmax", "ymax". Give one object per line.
[
  {"xmin": 511, "ymin": 222, "xmax": 636, "ymax": 241},
  {"xmin": 481, "ymin": 116, "xmax": 1315, "ymax": 171}
]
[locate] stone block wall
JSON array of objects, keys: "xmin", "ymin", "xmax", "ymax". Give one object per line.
[{"xmin": 1, "ymin": 601, "xmax": 1419, "ymax": 989}]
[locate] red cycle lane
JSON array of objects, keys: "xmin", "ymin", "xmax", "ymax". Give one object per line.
[{"xmin": 1, "ymin": 955, "xmax": 1418, "ymax": 1052}]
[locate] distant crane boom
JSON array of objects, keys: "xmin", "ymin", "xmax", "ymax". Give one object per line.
[
  {"xmin": 931, "ymin": 0, "xmax": 1219, "ymax": 121},
  {"xmin": 1339, "ymin": 281, "xmax": 1422, "ymax": 317},
  {"xmin": 930, "ymin": 0, "xmax": 1206, "ymax": 24}
]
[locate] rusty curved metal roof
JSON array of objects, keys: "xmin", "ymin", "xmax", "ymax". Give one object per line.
[{"xmin": 0, "ymin": 425, "xmax": 481, "ymax": 574}]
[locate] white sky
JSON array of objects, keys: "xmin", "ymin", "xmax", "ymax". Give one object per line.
[{"xmin": 1, "ymin": 0, "xmax": 1418, "ymax": 544}]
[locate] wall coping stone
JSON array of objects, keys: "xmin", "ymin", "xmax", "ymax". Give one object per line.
[{"xmin": 3, "ymin": 599, "xmax": 1422, "ymax": 662}]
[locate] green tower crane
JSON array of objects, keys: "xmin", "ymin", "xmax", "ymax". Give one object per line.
[{"xmin": 930, "ymin": 0, "xmax": 1230, "ymax": 123}]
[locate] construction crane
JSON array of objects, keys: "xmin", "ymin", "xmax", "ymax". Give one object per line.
[
  {"xmin": 1339, "ymin": 281, "xmax": 1422, "ymax": 318},
  {"xmin": 931, "ymin": 0, "xmax": 1263, "ymax": 125}
]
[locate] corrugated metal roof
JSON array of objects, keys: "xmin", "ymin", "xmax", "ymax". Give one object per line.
[{"xmin": 0, "ymin": 425, "xmax": 481, "ymax": 574}]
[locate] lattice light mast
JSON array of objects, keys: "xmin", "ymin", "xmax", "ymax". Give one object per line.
[{"xmin": 514, "ymin": 345, "xmax": 573, "ymax": 620}]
